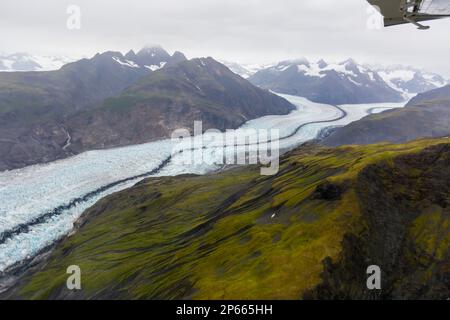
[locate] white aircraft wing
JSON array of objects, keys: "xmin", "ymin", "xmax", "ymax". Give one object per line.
[{"xmin": 367, "ymin": 0, "xmax": 450, "ymax": 29}]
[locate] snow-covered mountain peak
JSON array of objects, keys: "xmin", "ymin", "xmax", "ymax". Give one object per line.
[
  {"xmin": 340, "ymin": 58, "xmax": 357, "ymax": 66},
  {"xmin": 288, "ymin": 57, "xmax": 310, "ymax": 66},
  {"xmin": 247, "ymin": 58, "xmax": 407, "ymax": 104},
  {"xmin": 220, "ymin": 61, "xmax": 276, "ymax": 79},
  {"xmin": 1, "ymin": 46, "xmax": 187, "ymax": 73},
  {"xmin": 373, "ymin": 64, "xmax": 447, "ymax": 97},
  {"xmin": 223, "ymin": 58, "xmax": 447, "ymax": 101},
  {"xmin": 0, "ymin": 52, "xmax": 77, "ymax": 72},
  {"xmin": 137, "ymin": 45, "xmax": 169, "ymax": 58}
]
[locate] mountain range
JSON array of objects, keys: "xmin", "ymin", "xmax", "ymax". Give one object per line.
[
  {"xmin": 248, "ymin": 58, "xmax": 404, "ymax": 104},
  {"xmin": 0, "ymin": 47, "xmax": 294, "ymax": 171},
  {"xmin": 0, "ymin": 52, "xmax": 75, "ymax": 72},
  {"xmin": 63, "ymin": 57, "xmax": 294, "ymax": 153},
  {"xmin": 3, "ymin": 53, "xmax": 447, "ymax": 104},
  {"xmin": 0, "ymin": 47, "xmax": 185, "ymax": 72},
  {"xmin": 372, "ymin": 64, "xmax": 448, "ymax": 98},
  {"xmin": 223, "ymin": 59, "xmax": 448, "ymax": 104}
]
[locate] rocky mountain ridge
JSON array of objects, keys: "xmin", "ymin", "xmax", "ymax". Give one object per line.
[{"xmin": 0, "ymin": 49, "xmax": 294, "ymax": 171}]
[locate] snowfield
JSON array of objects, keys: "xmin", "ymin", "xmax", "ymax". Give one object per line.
[{"xmin": 0, "ymin": 94, "xmax": 405, "ymax": 272}]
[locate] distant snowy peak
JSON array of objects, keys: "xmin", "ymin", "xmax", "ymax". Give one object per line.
[
  {"xmin": 243, "ymin": 57, "xmax": 449, "ymax": 104},
  {"xmin": 248, "ymin": 58, "xmax": 405, "ymax": 105},
  {"xmin": 0, "ymin": 53, "xmax": 76, "ymax": 72},
  {"xmin": 374, "ymin": 65, "xmax": 447, "ymax": 96},
  {"xmin": 221, "ymin": 61, "xmax": 253, "ymax": 78},
  {"xmin": 265, "ymin": 58, "xmax": 385, "ymax": 85},
  {"xmin": 221, "ymin": 61, "xmax": 275, "ymax": 79},
  {"xmin": 226, "ymin": 58, "xmax": 448, "ymax": 100},
  {"xmin": 1, "ymin": 46, "xmax": 187, "ymax": 73}
]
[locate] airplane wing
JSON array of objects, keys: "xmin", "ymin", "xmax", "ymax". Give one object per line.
[{"xmin": 367, "ymin": 0, "xmax": 450, "ymax": 29}]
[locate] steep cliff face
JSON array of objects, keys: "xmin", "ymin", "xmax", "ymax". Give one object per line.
[
  {"xmin": 4, "ymin": 139, "xmax": 448, "ymax": 300},
  {"xmin": 307, "ymin": 143, "xmax": 450, "ymax": 299}
]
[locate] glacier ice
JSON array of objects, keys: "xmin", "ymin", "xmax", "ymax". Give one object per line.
[{"xmin": 0, "ymin": 94, "xmax": 405, "ymax": 272}]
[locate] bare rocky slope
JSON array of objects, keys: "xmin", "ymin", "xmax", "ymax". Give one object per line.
[
  {"xmin": 0, "ymin": 50, "xmax": 294, "ymax": 171},
  {"xmin": 63, "ymin": 57, "xmax": 294, "ymax": 153}
]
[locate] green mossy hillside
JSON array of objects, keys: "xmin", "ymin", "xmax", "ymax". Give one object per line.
[{"xmin": 9, "ymin": 138, "xmax": 450, "ymax": 299}]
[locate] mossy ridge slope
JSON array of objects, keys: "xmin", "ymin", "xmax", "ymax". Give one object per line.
[
  {"xmin": 11, "ymin": 138, "xmax": 450, "ymax": 300},
  {"xmin": 308, "ymin": 141, "xmax": 450, "ymax": 299}
]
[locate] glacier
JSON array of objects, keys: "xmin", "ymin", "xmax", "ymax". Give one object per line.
[{"xmin": 0, "ymin": 94, "xmax": 405, "ymax": 272}]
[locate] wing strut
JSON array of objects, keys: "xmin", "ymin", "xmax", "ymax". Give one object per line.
[
  {"xmin": 403, "ymin": 16, "xmax": 431, "ymax": 29},
  {"xmin": 401, "ymin": 0, "xmax": 431, "ymax": 29},
  {"xmin": 368, "ymin": 0, "xmax": 450, "ymax": 29}
]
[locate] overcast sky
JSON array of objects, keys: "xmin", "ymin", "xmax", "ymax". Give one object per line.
[{"xmin": 1, "ymin": 0, "xmax": 449, "ymax": 76}]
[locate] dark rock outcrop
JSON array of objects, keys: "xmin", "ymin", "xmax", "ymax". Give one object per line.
[{"xmin": 307, "ymin": 144, "xmax": 450, "ymax": 299}]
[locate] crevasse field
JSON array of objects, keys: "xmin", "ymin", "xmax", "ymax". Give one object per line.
[{"xmin": 0, "ymin": 94, "xmax": 405, "ymax": 272}]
